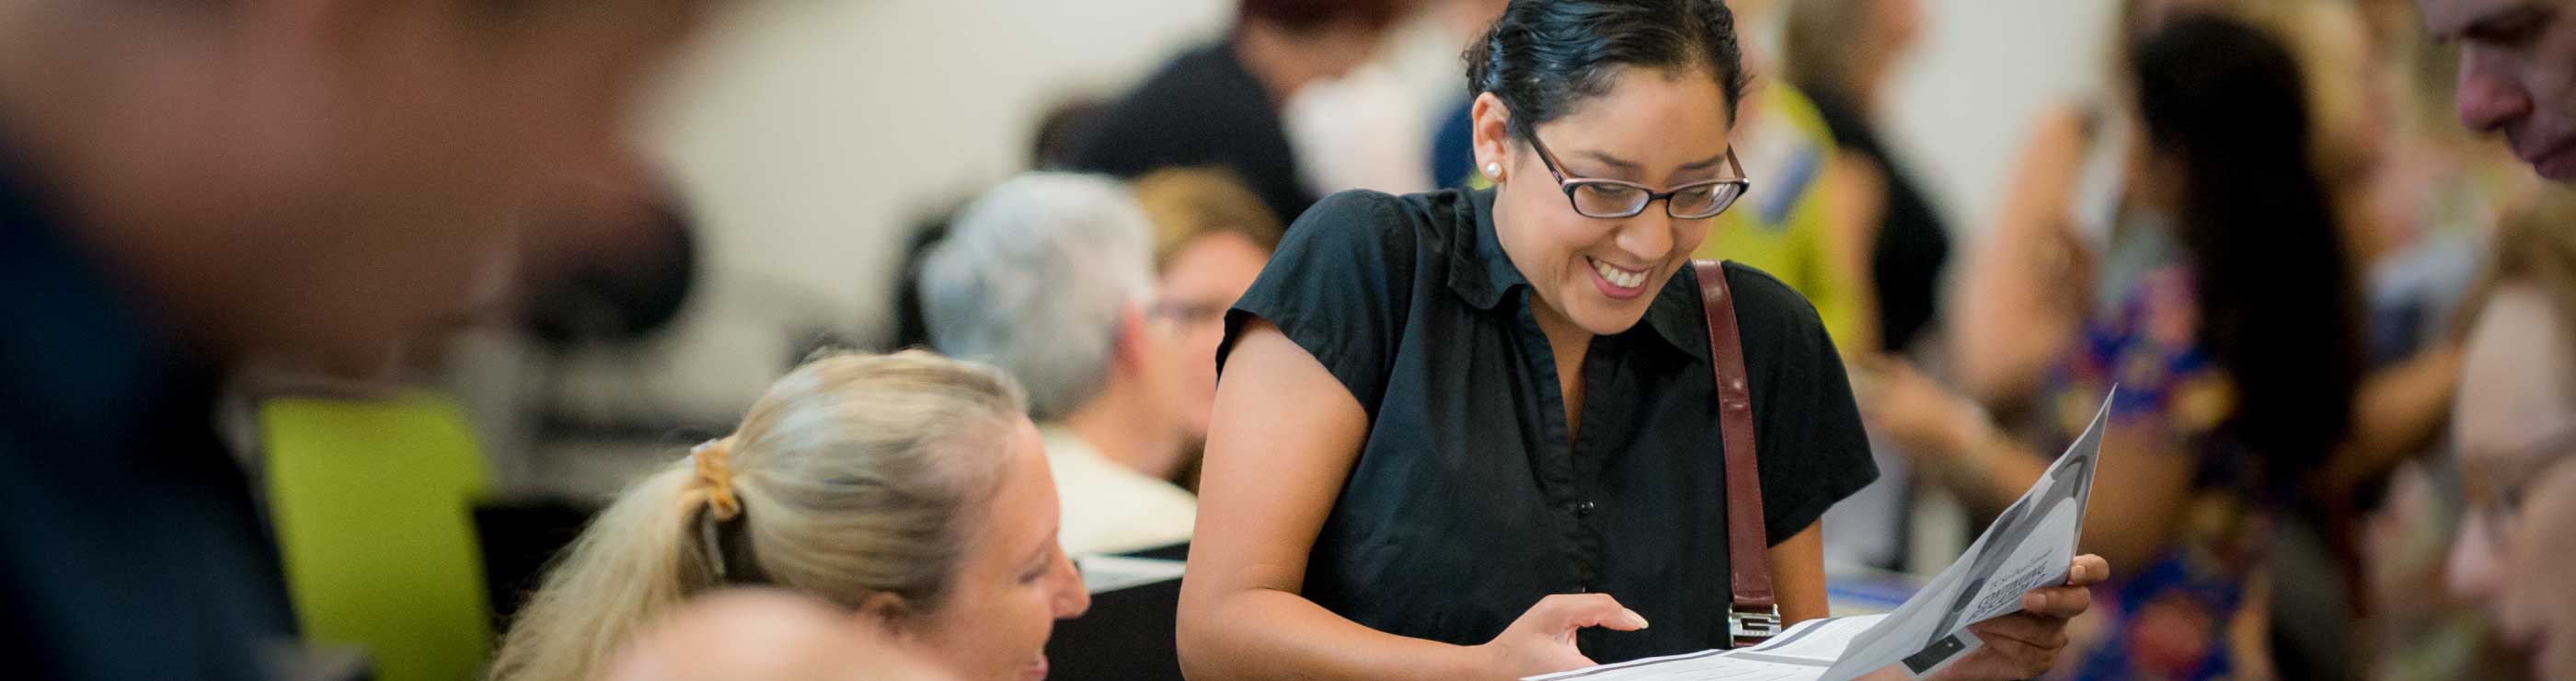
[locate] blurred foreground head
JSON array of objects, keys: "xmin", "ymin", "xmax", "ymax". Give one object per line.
[{"xmin": 0, "ymin": 0, "xmax": 713, "ymax": 373}]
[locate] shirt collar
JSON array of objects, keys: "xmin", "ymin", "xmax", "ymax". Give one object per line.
[{"xmin": 1444, "ymin": 187, "xmax": 1707, "ymax": 360}]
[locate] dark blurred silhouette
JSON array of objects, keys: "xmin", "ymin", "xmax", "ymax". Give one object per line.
[
  {"xmin": 1071, "ymin": 0, "xmax": 1409, "ymax": 225},
  {"xmin": 1031, "ymin": 97, "xmax": 1113, "ymax": 171},
  {"xmin": 0, "ymin": 2, "xmax": 709, "ymax": 679},
  {"xmin": 520, "ymin": 174, "xmax": 701, "ymax": 349},
  {"xmin": 1783, "ymin": 0, "xmax": 1949, "ymax": 355}
]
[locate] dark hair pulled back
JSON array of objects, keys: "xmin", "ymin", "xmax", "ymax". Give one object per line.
[{"xmin": 1466, "ymin": 0, "xmax": 1751, "ymax": 140}]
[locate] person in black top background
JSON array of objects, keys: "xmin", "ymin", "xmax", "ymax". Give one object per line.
[
  {"xmin": 1071, "ymin": 0, "xmax": 1408, "ymax": 225},
  {"xmin": 1783, "ymin": 0, "xmax": 1952, "ymax": 355},
  {"xmin": 1174, "ymin": 2, "xmax": 2105, "ymax": 680}
]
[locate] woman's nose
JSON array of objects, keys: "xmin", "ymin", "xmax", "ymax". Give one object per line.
[
  {"xmin": 1050, "ymin": 552, "xmax": 1092, "ymax": 619},
  {"xmin": 1615, "ymin": 212, "xmax": 1675, "ymax": 262}
]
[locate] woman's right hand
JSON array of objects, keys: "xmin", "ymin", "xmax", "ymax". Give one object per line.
[{"xmin": 1469, "ymin": 594, "xmax": 1650, "ymax": 679}]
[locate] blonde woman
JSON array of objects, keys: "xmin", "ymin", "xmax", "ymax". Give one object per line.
[{"xmin": 488, "ymin": 351, "xmax": 1090, "ymax": 681}]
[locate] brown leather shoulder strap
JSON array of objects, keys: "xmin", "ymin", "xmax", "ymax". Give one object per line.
[{"xmin": 1693, "ymin": 260, "xmax": 1778, "ymax": 647}]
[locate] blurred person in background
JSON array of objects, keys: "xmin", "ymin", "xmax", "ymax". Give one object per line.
[
  {"xmin": 919, "ymin": 173, "xmax": 1201, "ymax": 556},
  {"xmin": 1782, "ymin": 0, "xmax": 1949, "ymax": 358},
  {"xmin": 1944, "ymin": 8, "xmax": 2478, "ymax": 671},
  {"xmin": 2354, "ymin": 4, "xmax": 2563, "ymax": 678},
  {"xmin": 489, "ymin": 352, "xmax": 1090, "ymax": 681},
  {"xmin": 1030, "ymin": 96, "xmax": 1113, "ymax": 171},
  {"xmin": 1859, "ymin": 16, "xmax": 2365, "ymax": 680},
  {"xmin": 1691, "ymin": 0, "xmax": 1871, "ymax": 353},
  {"xmin": 2445, "ymin": 189, "xmax": 2576, "ymax": 681},
  {"xmin": 2418, "ymin": 0, "xmax": 2576, "ymax": 183},
  {"xmin": 1709, "ymin": 0, "xmax": 1907, "ymax": 572},
  {"xmin": 1073, "ymin": 0, "xmax": 1409, "ymax": 225},
  {"xmin": 1950, "ymin": 0, "xmax": 2207, "ymax": 413},
  {"xmin": 1130, "ymin": 167, "xmax": 1285, "ymax": 491},
  {"xmin": 1179, "ymin": 1, "xmax": 2104, "ymax": 678},
  {"xmin": 2354, "ymin": 195, "xmax": 2576, "ymax": 681},
  {"xmin": 1427, "ymin": 0, "xmax": 1512, "ymax": 188},
  {"xmin": 0, "ymin": 0, "xmax": 707, "ymax": 679},
  {"xmin": 598, "ymin": 589, "xmax": 960, "ymax": 681}
]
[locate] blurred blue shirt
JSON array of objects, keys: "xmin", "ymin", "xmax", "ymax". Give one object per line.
[{"xmin": 0, "ymin": 143, "xmax": 297, "ymax": 681}]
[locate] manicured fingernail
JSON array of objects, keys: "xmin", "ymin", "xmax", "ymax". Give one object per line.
[{"xmin": 1623, "ymin": 608, "xmax": 1650, "ymax": 629}]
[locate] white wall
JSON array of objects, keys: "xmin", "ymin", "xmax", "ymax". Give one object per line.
[
  {"xmin": 649, "ymin": 0, "xmax": 1234, "ymax": 344},
  {"xmin": 1882, "ymin": 0, "xmax": 2122, "ymax": 240},
  {"xmin": 564, "ymin": 0, "xmax": 1233, "ymax": 421}
]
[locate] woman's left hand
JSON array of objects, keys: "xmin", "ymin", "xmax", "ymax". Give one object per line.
[{"xmin": 1923, "ymin": 554, "xmax": 2110, "ymax": 681}]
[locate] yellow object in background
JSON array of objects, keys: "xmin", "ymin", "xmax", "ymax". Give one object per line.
[
  {"xmin": 1695, "ymin": 82, "xmax": 1864, "ymax": 351},
  {"xmin": 263, "ymin": 393, "xmax": 492, "ymax": 681}
]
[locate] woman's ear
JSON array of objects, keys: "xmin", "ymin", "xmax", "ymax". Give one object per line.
[
  {"xmin": 856, "ymin": 592, "xmax": 914, "ymax": 639},
  {"xmin": 1470, "ymin": 92, "xmax": 1514, "ymax": 183}
]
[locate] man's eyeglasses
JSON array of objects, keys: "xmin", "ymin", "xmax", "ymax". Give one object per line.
[
  {"xmin": 1524, "ymin": 133, "xmax": 1751, "ymax": 220},
  {"xmin": 1146, "ymin": 300, "xmax": 1229, "ymax": 329}
]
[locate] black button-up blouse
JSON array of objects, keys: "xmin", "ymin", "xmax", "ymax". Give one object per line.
[{"xmin": 1219, "ymin": 188, "xmax": 1879, "ymax": 664}]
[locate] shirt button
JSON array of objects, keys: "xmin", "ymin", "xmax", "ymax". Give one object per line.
[{"xmin": 1574, "ymin": 501, "xmax": 1598, "ymax": 514}]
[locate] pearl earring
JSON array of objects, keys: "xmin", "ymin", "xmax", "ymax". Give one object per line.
[{"xmin": 1485, "ymin": 162, "xmax": 1501, "ymax": 179}]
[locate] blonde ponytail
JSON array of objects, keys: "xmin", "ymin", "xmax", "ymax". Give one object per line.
[{"xmin": 487, "ymin": 351, "xmax": 1028, "ymax": 681}]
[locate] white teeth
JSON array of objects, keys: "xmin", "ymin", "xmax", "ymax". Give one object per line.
[{"xmin": 1591, "ymin": 259, "xmax": 1646, "ymax": 289}]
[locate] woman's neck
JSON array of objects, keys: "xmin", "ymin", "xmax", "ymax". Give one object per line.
[{"xmin": 1527, "ymin": 297, "xmax": 1593, "ymax": 356}]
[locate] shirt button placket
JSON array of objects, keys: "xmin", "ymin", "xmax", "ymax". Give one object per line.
[{"xmin": 1567, "ymin": 500, "xmax": 1601, "ymax": 594}]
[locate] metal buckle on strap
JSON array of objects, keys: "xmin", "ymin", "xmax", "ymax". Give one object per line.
[{"xmin": 1729, "ymin": 606, "xmax": 1782, "ymax": 642}]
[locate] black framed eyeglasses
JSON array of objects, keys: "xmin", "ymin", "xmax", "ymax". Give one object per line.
[{"xmin": 1524, "ymin": 133, "xmax": 1751, "ymax": 220}]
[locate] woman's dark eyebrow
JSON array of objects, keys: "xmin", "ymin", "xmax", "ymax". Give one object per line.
[
  {"xmin": 1571, "ymin": 149, "xmax": 1728, "ymax": 176},
  {"xmin": 1573, "ymin": 149, "xmax": 1641, "ymax": 175},
  {"xmin": 1678, "ymin": 151, "xmax": 1728, "ymax": 172}
]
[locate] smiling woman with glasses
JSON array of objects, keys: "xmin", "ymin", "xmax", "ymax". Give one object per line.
[{"xmin": 1172, "ymin": 1, "xmax": 2103, "ymax": 680}]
